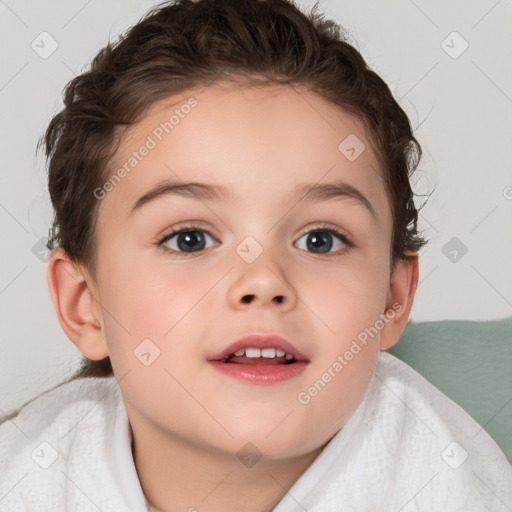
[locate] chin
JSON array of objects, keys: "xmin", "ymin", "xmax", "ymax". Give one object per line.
[{"xmin": 220, "ymin": 425, "xmax": 318, "ymax": 460}]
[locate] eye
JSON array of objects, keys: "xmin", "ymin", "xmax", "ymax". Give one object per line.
[
  {"xmin": 294, "ymin": 225, "xmax": 353, "ymax": 255},
  {"xmin": 156, "ymin": 223, "xmax": 353, "ymax": 257},
  {"xmin": 157, "ymin": 225, "xmax": 218, "ymax": 256}
]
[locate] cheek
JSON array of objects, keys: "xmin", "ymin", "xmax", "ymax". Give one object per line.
[
  {"xmin": 293, "ymin": 261, "xmax": 386, "ymax": 424},
  {"xmin": 297, "ymin": 257, "xmax": 389, "ymax": 335},
  {"xmin": 297, "ymin": 321, "xmax": 380, "ymax": 438},
  {"xmin": 97, "ymin": 256, "xmax": 220, "ymax": 358}
]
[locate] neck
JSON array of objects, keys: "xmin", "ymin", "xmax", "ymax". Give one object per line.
[{"xmin": 131, "ymin": 420, "xmax": 325, "ymax": 512}]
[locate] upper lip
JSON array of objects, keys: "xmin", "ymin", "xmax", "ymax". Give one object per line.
[{"xmin": 208, "ymin": 333, "xmax": 309, "ymax": 362}]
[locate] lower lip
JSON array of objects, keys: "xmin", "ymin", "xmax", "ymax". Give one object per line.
[{"xmin": 208, "ymin": 361, "xmax": 308, "ymax": 385}]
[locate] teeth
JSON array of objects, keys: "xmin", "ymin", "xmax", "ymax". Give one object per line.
[
  {"xmin": 245, "ymin": 348, "xmax": 261, "ymax": 358},
  {"xmin": 261, "ymin": 348, "xmax": 276, "ymax": 358},
  {"xmin": 230, "ymin": 347, "xmax": 294, "ymax": 360}
]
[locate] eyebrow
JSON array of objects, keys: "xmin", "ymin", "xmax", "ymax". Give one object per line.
[{"xmin": 129, "ymin": 178, "xmax": 377, "ymax": 220}]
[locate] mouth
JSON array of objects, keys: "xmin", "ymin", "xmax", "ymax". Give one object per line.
[
  {"xmin": 207, "ymin": 333, "xmax": 309, "ymax": 384},
  {"xmin": 208, "ymin": 333, "xmax": 309, "ymax": 364},
  {"xmin": 216, "ymin": 347, "xmax": 298, "ymax": 365}
]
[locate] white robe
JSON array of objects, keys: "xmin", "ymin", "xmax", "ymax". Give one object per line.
[{"xmin": 1, "ymin": 351, "xmax": 511, "ymax": 511}]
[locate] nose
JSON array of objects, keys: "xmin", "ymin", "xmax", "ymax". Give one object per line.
[{"xmin": 227, "ymin": 250, "xmax": 298, "ymax": 312}]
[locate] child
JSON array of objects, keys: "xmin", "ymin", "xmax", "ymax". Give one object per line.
[{"xmin": 1, "ymin": 0, "xmax": 511, "ymax": 510}]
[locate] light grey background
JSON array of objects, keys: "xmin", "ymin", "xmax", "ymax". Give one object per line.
[{"xmin": 1, "ymin": 0, "xmax": 511, "ymax": 413}]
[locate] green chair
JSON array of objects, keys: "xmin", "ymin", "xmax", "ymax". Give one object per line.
[{"xmin": 387, "ymin": 317, "xmax": 512, "ymax": 463}]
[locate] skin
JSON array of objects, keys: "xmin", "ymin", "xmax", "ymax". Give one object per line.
[{"xmin": 47, "ymin": 82, "xmax": 418, "ymax": 512}]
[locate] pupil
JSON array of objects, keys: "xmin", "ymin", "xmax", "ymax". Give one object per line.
[
  {"xmin": 175, "ymin": 230, "xmax": 333, "ymax": 254},
  {"xmin": 178, "ymin": 231, "xmax": 205, "ymax": 252},
  {"xmin": 308, "ymin": 231, "xmax": 332, "ymax": 253}
]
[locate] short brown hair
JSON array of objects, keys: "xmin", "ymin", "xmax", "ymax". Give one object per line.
[{"xmin": 39, "ymin": 0, "xmax": 430, "ymax": 380}]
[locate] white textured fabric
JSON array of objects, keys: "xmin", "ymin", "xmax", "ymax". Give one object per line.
[{"xmin": 1, "ymin": 351, "xmax": 511, "ymax": 511}]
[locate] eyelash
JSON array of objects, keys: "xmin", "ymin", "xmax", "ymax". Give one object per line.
[{"xmin": 156, "ymin": 223, "xmax": 354, "ymax": 258}]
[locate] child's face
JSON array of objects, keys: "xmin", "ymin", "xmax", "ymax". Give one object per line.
[{"xmin": 82, "ymin": 83, "xmax": 414, "ymax": 458}]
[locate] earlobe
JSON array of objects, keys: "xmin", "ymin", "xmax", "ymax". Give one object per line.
[
  {"xmin": 46, "ymin": 248, "xmax": 109, "ymax": 360},
  {"xmin": 379, "ymin": 253, "xmax": 419, "ymax": 351}
]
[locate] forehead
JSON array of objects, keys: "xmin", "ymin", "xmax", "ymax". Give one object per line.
[{"xmin": 101, "ymin": 82, "xmax": 390, "ymax": 226}]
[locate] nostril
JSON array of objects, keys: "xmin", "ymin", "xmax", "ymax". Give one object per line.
[{"xmin": 241, "ymin": 295, "xmax": 286, "ymax": 304}]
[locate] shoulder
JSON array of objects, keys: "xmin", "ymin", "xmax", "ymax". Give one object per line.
[
  {"xmin": 362, "ymin": 351, "xmax": 512, "ymax": 508},
  {"xmin": 371, "ymin": 350, "xmax": 508, "ymax": 459},
  {"xmin": 373, "ymin": 350, "xmax": 501, "ymax": 441},
  {"xmin": 0, "ymin": 375, "xmax": 147, "ymax": 510},
  {"xmin": 0, "ymin": 375, "xmax": 119, "ymax": 442},
  {"xmin": 0, "ymin": 376, "xmax": 120, "ymax": 488}
]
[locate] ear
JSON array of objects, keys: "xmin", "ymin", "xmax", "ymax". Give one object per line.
[
  {"xmin": 47, "ymin": 248, "xmax": 109, "ymax": 360},
  {"xmin": 379, "ymin": 252, "xmax": 419, "ymax": 351}
]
